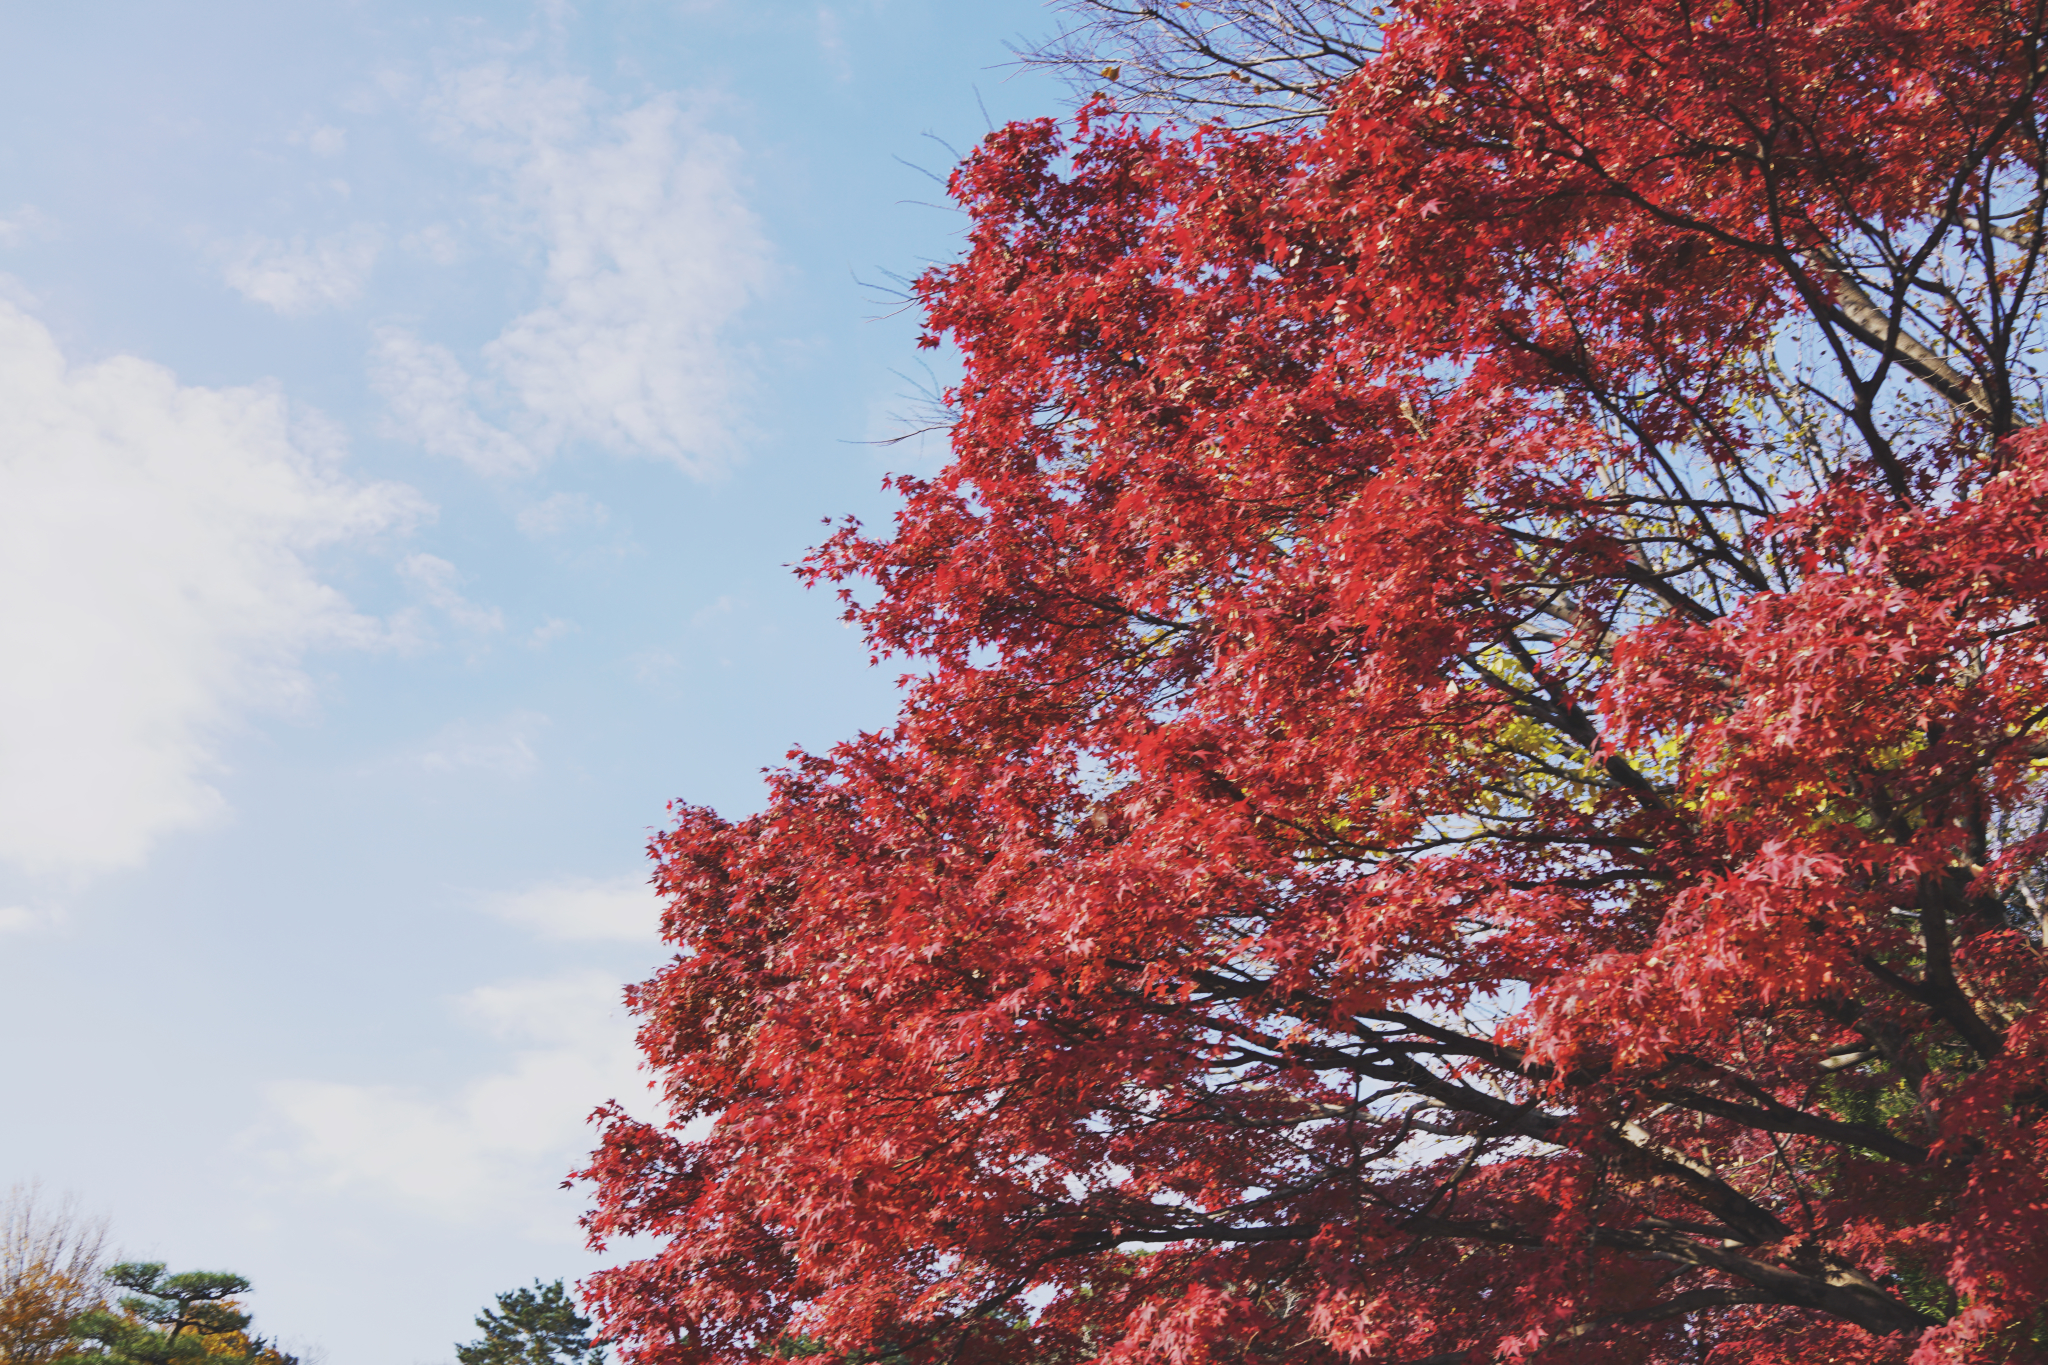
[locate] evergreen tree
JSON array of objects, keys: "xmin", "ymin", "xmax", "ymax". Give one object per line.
[
  {"xmin": 64, "ymin": 1263, "xmax": 293, "ymax": 1364},
  {"xmin": 454, "ymin": 1282, "xmax": 602, "ymax": 1365}
]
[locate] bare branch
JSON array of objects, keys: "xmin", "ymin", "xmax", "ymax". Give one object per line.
[{"xmin": 1017, "ymin": 1, "xmax": 1380, "ymax": 127}]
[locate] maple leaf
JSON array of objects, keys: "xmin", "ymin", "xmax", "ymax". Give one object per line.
[{"xmin": 581, "ymin": 2, "xmax": 2048, "ymax": 1362}]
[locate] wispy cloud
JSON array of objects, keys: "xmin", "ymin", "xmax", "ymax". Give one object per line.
[
  {"xmin": 0, "ymin": 207, "xmax": 56, "ymax": 248},
  {"xmin": 526, "ymin": 617, "xmax": 575, "ymax": 649},
  {"xmin": 398, "ymin": 552, "xmax": 505, "ymax": 635},
  {"xmin": 254, "ymin": 866, "xmax": 670, "ymax": 1225},
  {"xmin": 376, "ymin": 65, "xmax": 770, "ymax": 478},
  {"xmin": 514, "ymin": 490, "xmax": 607, "ymax": 539},
  {"xmin": 302, "ymin": 125, "xmax": 348, "ymax": 158},
  {"xmin": 259, "ymin": 969, "xmax": 651, "ymax": 1228},
  {"xmin": 406, "ymin": 710, "xmax": 549, "ymax": 778},
  {"xmin": 483, "ymin": 874, "xmax": 664, "ymax": 944},
  {"xmin": 223, "ymin": 227, "xmax": 383, "ymax": 314},
  {"xmin": 371, "ymin": 327, "xmax": 537, "ymax": 476},
  {"xmin": 0, "ymin": 300, "xmax": 419, "ymax": 876}
]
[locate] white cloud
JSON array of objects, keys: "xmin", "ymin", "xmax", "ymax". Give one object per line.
[
  {"xmin": 259, "ymin": 969, "xmax": 652, "ymax": 1226},
  {"xmin": 0, "ymin": 207, "xmax": 55, "ymax": 247},
  {"xmin": 526, "ymin": 616, "xmax": 575, "ymax": 649},
  {"xmin": 306, "ymin": 125, "xmax": 347, "ymax": 158},
  {"xmin": 484, "ymin": 874, "xmax": 663, "ymax": 944},
  {"xmin": 381, "ymin": 66, "xmax": 770, "ymax": 477},
  {"xmin": 222, "ymin": 227, "xmax": 382, "ymax": 314},
  {"xmin": 690, "ymin": 593, "xmax": 738, "ymax": 629},
  {"xmin": 0, "ymin": 299, "xmax": 419, "ymax": 876},
  {"xmin": 408, "ymin": 710, "xmax": 548, "ymax": 778},
  {"xmin": 370, "ymin": 327, "xmax": 536, "ymax": 476},
  {"xmin": 398, "ymin": 552, "xmax": 504, "ymax": 634},
  {"xmin": 514, "ymin": 490, "xmax": 607, "ymax": 539},
  {"xmin": 399, "ymin": 223, "xmax": 464, "ymax": 265},
  {"xmin": 816, "ymin": 5, "xmax": 853, "ymax": 83}
]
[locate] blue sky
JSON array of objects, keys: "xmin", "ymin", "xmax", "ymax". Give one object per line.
[{"xmin": 0, "ymin": 3, "xmax": 1068, "ymax": 1359}]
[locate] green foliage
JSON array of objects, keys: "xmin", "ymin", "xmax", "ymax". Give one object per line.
[
  {"xmin": 1890, "ymin": 1256, "xmax": 1963, "ymax": 1324},
  {"xmin": 454, "ymin": 1281, "xmax": 603, "ymax": 1365},
  {"xmin": 105, "ymin": 1264, "xmax": 249, "ymax": 1344},
  {"xmin": 63, "ymin": 1263, "xmax": 292, "ymax": 1365}
]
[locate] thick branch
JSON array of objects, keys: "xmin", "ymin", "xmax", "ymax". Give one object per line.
[
  {"xmin": 1648, "ymin": 1082, "xmax": 1928, "ymax": 1163},
  {"xmin": 1594, "ymin": 1226, "xmax": 1937, "ymax": 1336},
  {"xmin": 1805, "ymin": 250, "xmax": 1992, "ymax": 419}
]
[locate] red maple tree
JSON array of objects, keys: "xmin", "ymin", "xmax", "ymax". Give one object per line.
[{"xmin": 580, "ymin": 1, "xmax": 2048, "ymax": 1360}]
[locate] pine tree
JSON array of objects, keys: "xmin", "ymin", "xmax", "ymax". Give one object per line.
[
  {"xmin": 64, "ymin": 1263, "xmax": 294, "ymax": 1365},
  {"xmin": 454, "ymin": 1282, "xmax": 602, "ymax": 1365}
]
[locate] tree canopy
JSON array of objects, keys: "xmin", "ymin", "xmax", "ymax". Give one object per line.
[
  {"xmin": 64, "ymin": 1263, "xmax": 295, "ymax": 1365},
  {"xmin": 455, "ymin": 1280, "xmax": 605, "ymax": 1365},
  {"xmin": 582, "ymin": 0, "xmax": 2048, "ymax": 1360},
  {"xmin": 0, "ymin": 1186, "xmax": 109, "ymax": 1365}
]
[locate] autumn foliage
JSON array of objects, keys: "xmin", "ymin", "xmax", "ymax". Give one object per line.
[
  {"xmin": 0, "ymin": 1187, "xmax": 108, "ymax": 1365},
  {"xmin": 582, "ymin": 0, "xmax": 2048, "ymax": 1360}
]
